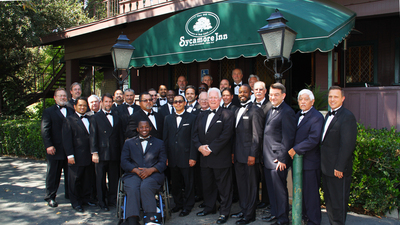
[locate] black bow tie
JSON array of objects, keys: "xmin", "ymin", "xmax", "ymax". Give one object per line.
[
  {"xmin": 105, "ymin": 112, "xmax": 112, "ymax": 116},
  {"xmin": 327, "ymin": 110, "xmax": 337, "ymax": 116},
  {"xmin": 255, "ymin": 102, "xmax": 261, "ymax": 106},
  {"xmin": 80, "ymin": 115, "xmax": 88, "ymax": 119},
  {"xmin": 58, "ymin": 105, "xmax": 66, "ymax": 109},
  {"xmin": 128, "ymin": 104, "xmax": 135, "ymax": 108},
  {"xmin": 209, "ymin": 109, "xmax": 216, "ymax": 114},
  {"xmin": 140, "ymin": 138, "xmax": 149, "ymax": 142},
  {"xmin": 240, "ymin": 103, "xmax": 249, "ymax": 108},
  {"xmin": 147, "ymin": 111, "xmax": 154, "ymax": 116},
  {"xmin": 272, "ymin": 106, "xmax": 279, "ymax": 110},
  {"xmin": 300, "ymin": 112, "xmax": 307, "ymax": 117},
  {"xmin": 234, "ymin": 83, "xmax": 242, "ymax": 88},
  {"xmin": 179, "ymin": 90, "xmax": 184, "ymax": 94},
  {"xmin": 174, "ymin": 113, "xmax": 182, "ymax": 118}
]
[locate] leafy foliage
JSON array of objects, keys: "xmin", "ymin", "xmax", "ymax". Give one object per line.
[{"xmin": 292, "ymin": 84, "xmax": 328, "ymax": 111}]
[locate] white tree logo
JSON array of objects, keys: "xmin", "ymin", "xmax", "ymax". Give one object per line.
[{"xmin": 193, "ymin": 17, "xmax": 212, "ymax": 32}]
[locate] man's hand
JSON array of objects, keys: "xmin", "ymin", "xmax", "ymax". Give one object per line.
[
  {"xmin": 46, "ymin": 146, "xmax": 56, "ymax": 155},
  {"xmin": 198, "ymin": 145, "xmax": 211, "ymax": 157},
  {"xmin": 92, "ymin": 153, "xmax": 99, "ymax": 163},
  {"xmin": 232, "ymin": 154, "xmax": 234, "ymax": 164},
  {"xmin": 166, "ymin": 159, "xmax": 168, "ymax": 166},
  {"xmin": 138, "ymin": 167, "xmax": 156, "ymax": 179},
  {"xmin": 334, "ymin": 169, "xmax": 343, "ymax": 179},
  {"xmin": 288, "ymin": 148, "xmax": 296, "ymax": 159},
  {"xmin": 189, "ymin": 160, "xmax": 196, "ymax": 167},
  {"xmin": 247, "ymin": 156, "xmax": 255, "ymax": 166},
  {"xmin": 68, "ymin": 157, "xmax": 75, "ymax": 165},
  {"xmin": 275, "ymin": 161, "xmax": 286, "ymax": 171}
]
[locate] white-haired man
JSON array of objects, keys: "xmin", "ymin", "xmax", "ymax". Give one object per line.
[
  {"xmin": 248, "ymin": 75, "xmax": 259, "ymax": 102},
  {"xmin": 87, "ymin": 95, "xmax": 101, "ymax": 115},
  {"xmin": 288, "ymin": 89, "xmax": 324, "ymax": 225}
]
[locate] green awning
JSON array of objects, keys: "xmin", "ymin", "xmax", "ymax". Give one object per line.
[{"xmin": 130, "ymin": 0, "xmax": 356, "ymax": 68}]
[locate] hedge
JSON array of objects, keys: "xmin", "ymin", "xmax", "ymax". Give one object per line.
[
  {"xmin": 1, "ymin": 120, "xmax": 400, "ymax": 215},
  {"xmin": 0, "ymin": 119, "xmax": 45, "ymax": 159}
]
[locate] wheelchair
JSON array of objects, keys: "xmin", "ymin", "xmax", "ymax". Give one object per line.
[{"xmin": 116, "ymin": 175, "xmax": 171, "ymax": 225}]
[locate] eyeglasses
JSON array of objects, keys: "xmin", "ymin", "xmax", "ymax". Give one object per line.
[
  {"xmin": 140, "ymin": 99, "xmax": 152, "ymax": 102},
  {"xmin": 173, "ymin": 100, "xmax": 185, "ymax": 104},
  {"xmin": 150, "ymin": 94, "xmax": 157, "ymax": 97},
  {"xmin": 268, "ymin": 93, "xmax": 281, "ymax": 97}
]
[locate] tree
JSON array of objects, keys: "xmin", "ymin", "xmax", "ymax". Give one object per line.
[{"xmin": 0, "ymin": 0, "xmax": 94, "ymax": 115}]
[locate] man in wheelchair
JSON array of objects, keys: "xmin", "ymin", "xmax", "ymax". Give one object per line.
[{"xmin": 121, "ymin": 120, "xmax": 167, "ymax": 225}]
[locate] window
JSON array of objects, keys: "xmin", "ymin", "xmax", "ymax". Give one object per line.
[{"xmin": 345, "ymin": 43, "xmax": 377, "ymax": 84}]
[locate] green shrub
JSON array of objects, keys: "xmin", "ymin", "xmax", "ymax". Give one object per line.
[
  {"xmin": 0, "ymin": 119, "xmax": 45, "ymax": 159},
  {"xmin": 350, "ymin": 124, "xmax": 400, "ymax": 215}
]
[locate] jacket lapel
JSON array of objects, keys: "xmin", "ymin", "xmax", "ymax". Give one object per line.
[
  {"xmin": 74, "ymin": 114, "xmax": 89, "ymax": 135},
  {"xmin": 207, "ymin": 108, "xmax": 222, "ymax": 131}
]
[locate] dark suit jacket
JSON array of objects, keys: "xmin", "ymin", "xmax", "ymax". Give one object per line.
[
  {"xmin": 234, "ymin": 103, "xmax": 264, "ymax": 164},
  {"xmin": 125, "ymin": 109, "xmax": 164, "ymax": 140},
  {"xmin": 186, "ymin": 101, "xmax": 201, "ymax": 116},
  {"xmin": 156, "ymin": 98, "xmax": 168, "ymax": 107},
  {"xmin": 120, "ymin": 136, "xmax": 167, "ymax": 185},
  {"xmin": 192, "ymin": 108, "xmax": 234, "ymax": 168},
  {"xmin": 62, "ymin": 113, "xmax": 92, "ymax": 166},
  {"xmin": 41, "ymin": 105, "xmax": 74, "ymax": 160},
  {"xmin": 159, "ymin": 103, "xmax": 174, "ymax": 118},
  {"xmin": 262, "ymin": 102, "xmax": 296, "ymax": 169},
  {"xmin": 163, "ymin": 112, "xmax": 197, "ymax": 168},
  {"xmin": 116, "ymin": 103, "xmax": 141, "ymax": 136},
  {"xmin": 223, "ymin": 103, "xmax": 238, "ymax": 113},
  {"xmin": 230, "ymin": 81, "xmax": 246, "ymax": 107},
  {"xmin": 320, "ymin": 107, "xmax": 357, "ymax": 177},
  {"xmin": 90, "ymin": 110, "xmax": 124, "ymax": 161},
  {"xmin": 254, "ymin": 98, "xmax": 273, "ymax": 116},
  {"xmin": 293, "ymin": 107, "xmax": 324, "ymax": 170}
]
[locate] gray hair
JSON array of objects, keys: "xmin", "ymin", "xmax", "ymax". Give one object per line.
[
  {"xmin": 207, "ymin": 87, "xmax": 221, "ymax": 98},
  {"xmin": 125, "ymin": 89, "xmax": 135, "ymax": 94},
  {"xmin": 201, "ymin": 75, "xmax": 213, "ymax": 82},
  {"xmin": 88, "ymin": 94, "xmax": 100, "ymax": 102},
  {"xmin": 298, "ymin": 89, "xmax": 315, "ymax": 101},
  {"xmin": 248, "ymin": 74, "xmax": 260, "ymax": 83},
  {"xmin": 254, "ymin": 81, "xmax": 266, "ymax": 89}
]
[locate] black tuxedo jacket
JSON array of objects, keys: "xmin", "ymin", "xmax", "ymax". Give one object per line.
[
  {"xmin": 90, "ymin": 110, "xmax": 124, "ymax": 161},
  {"xmin": 192, "ymin": 108, "xmax": 234, "ymax": 168},
  {"xmin": 41, "ymin": 104, "xmax": 74, "ymax": 160},
  {"xmin": 230, "ymin": 81, "xmax": 246, "ymax": 107},
  {"xmin": 163, "ymin": 112, "xmax": 197, "ymax": 168},
  {"xmin": 120, "ymin": 136, "xmax": 167, "ymax": 185},
  {"xmin": 320, "ymin": 107, "xmax": 357, "ymax": 177},
  {"xmin": 254, "ymin": 99, "xmax": 273, "ymax": 116},
  {"xmin": 116, "ymin": 103, "xmax": 141, "ymax": 136},
  {"xmin": 125, "ymin": 109, "xmax": 164, "ymax": 140},
  {"xmin": 185, "ymin": 101, "xmax": 201, "ymax": 116},
  {"xmin": 223, "ymin": 103, "xmax": 238, "ymax": 113},
  {"xmin": 62, "ymin": 113, "xmax": 92, "ymax": 166},
  {"xmin": 293, "ymin": 107, "xmax": 324, "ymax": 170},
  {"xmin": 262, "ymin": 102, "xmax": 296, "ymax": 169},
  {"xmin": 234, "ymin": 103, "xmax": 264, "ymax": 164},
  {"xmin": 156, "ymin": 98, "xmax": 167, "ymax": 107},
  {"xmin": 159, "ymin": 103, "xmax": 174, "ymax": 118}
]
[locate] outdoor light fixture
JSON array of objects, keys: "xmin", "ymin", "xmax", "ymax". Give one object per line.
[
  {"xmin": 110, "ymin": 33, "xmax": 135, "ymax": 89},
  {"xmin": 258, "ymin": 9, "xmax": 297, "ymax": 83}
]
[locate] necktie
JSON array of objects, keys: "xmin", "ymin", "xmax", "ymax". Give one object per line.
[
  {"xmin": 209, "ymin": 109, "xmax": 216, "ymax": 114},
  {"xmin": 327, "ymin": 110, "xmax": 337, "ymax": 116},
  {"xmin": 105, "ymin": 112, "xmax": 112, "ymax": 116}
]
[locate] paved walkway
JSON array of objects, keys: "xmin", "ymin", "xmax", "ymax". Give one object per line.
[{"xmin": 0, "ymin": 156, "xmax": 399, "ymax": 225}]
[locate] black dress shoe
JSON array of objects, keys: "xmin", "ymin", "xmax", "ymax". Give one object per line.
[
  {"xmin": 73, "ymin": 205, "xmax": 84, "ymax": 213},
  {"xmin": 99, "ymin": 205, "xmax": 109, "ymax": 211},
  {"xmin": 172, "ymin": 206, "xmax": 183, "ymax": 213},
  {"xmin": 198, "ymin": 202, "xmax": 205, "ymax": 208},
  {"xmin": 230, "ymin": 212, "xmax": 244, "ymax": 218},
  {"xmin": 48, "ymin": 199, "xmax": 58, "ymax": 207},
  {"xmin": 179, "ymin": 209, "xmax": 191, "ymax": 217},
  {"xmin": 196, "ymin": 210, "xmax": 216, "ymax": 216},
  {"xmin": 271, "ymin": 221, "xmax": 289, "ymax": 225},
  {"xmin": 257, "ymin": 202, "xmax": 268, "ymax": 209},
  {"xmin": 84, "ymin": 201, "xmax": 97, "ymax": 207},
  {"xmin": 236, "ymin": 217, "xmax": 255, "ymax": 224},
  {"xmin": 262, "ymin": 215, "xmax": 276, "ymax": 222},
  {"xmin": 217, "ymin": 215, "xmax": 228, "ymax": 224}
]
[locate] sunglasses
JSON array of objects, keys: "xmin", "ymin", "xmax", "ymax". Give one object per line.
[{"xmin": 173, "ymin": 100, "xmax": 185, "ymax": 104}]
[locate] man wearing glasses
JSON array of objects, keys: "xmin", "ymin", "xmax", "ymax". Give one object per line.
[
  {"xmin": 163, "ymin": 95, "xmax": 197, "ymax": 217},
  {"xmin": 125, "ymin": 92, "xmax": 164, "ymax": 140}
]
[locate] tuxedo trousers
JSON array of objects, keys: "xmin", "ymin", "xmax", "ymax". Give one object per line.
[
  {"xmin": 170, "ymin": 166, "xmax": 195, "ymax": 210},
  {"xmin": 303, "ymin": 169, "xmax": 321, "ymax": 225},
  {"xmin": 68, "ymin": 164, "xmax": 93, "ymax": 207},
  {"xmin": 235, "ymin": 162, "xmax": 259, "ymax": 220},
  {"xmin": 264, "ymin": 167, "xmax": 289, "ymax": 224},
  {"xmin": 322, "ymin": 174, "xmax": 351, "ymax": 225},
  {"xmin": 45, "ymin": 159, "xmax": 68, "ymax": 201},
  {"xmin": 95, "ymin": 160, "xmax": 120, "ymax": 207},
  {"xmin": 124, "ymin": 176, "xmax": 160, "ymax": 218},
  {"xmin": 201, "ymin": 166, "xmax": 233, "ymax": 216}
]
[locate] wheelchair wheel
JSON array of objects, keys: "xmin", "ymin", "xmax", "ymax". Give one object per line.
[
  {"xmin": 162, "ymin": 177, "xmax": 171, "ymax": 222},
  {"xmin": 116, "ymin": 177, "xmax": 126, "ymax": 220}
]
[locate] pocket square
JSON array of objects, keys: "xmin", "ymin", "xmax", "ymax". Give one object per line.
[
  {"xmin": 183, "ymin": 124, "xmax": 189, "ymax": 126},
  {"xmin": 243, "ymin": 116, "xmax": 249, "ymax": 119},
  {"xmin": 216, "ymin": 120, "xmax": 222, "ymax": 123}
]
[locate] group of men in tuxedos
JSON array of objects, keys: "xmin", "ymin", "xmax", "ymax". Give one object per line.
[{"xmin": 41, "ymin": 71, "xmax": 357, "ymax": 225}]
